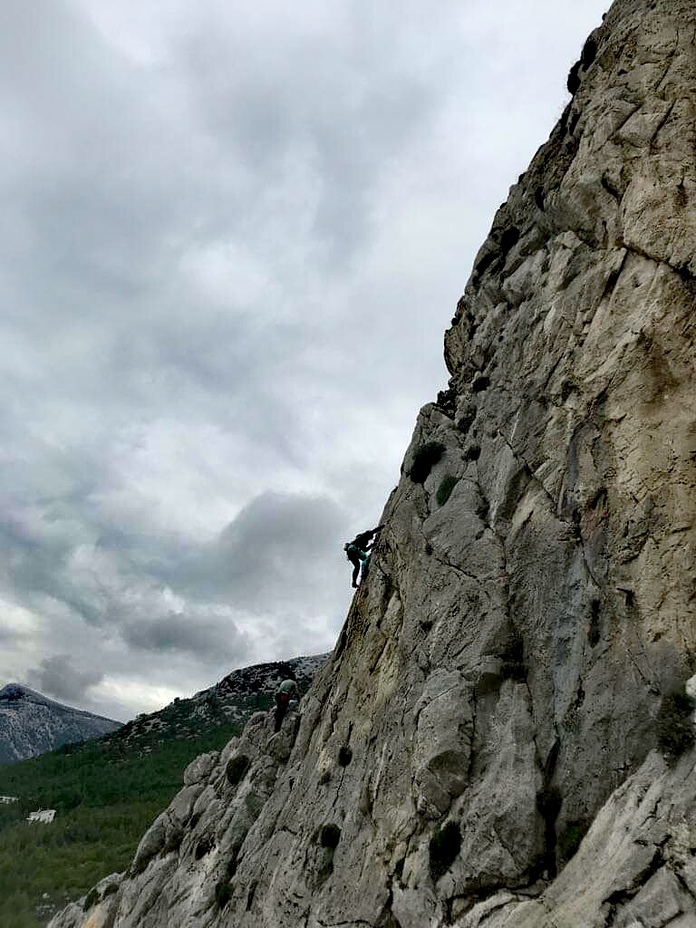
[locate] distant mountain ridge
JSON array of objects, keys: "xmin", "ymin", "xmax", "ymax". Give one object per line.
[
  {"xmin": 0, "ymin": 654, "xmax": 329, "ymax": 766},
  {"xmin": 106, "ymin": 653, "xmax": 329, "ymax": 752},
  {"xmin": 0, "ymin": 683, "xmax": 122, "ymax": 765}
]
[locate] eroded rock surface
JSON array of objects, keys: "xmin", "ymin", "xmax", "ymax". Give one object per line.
[{"xmin": 49, "ymin": 1, "xmax": 696, "ymax": 926}]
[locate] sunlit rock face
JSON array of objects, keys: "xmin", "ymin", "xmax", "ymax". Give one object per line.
[{"xmin": 48, "ymin": 1, "xmax": 696, "ymax": 926}]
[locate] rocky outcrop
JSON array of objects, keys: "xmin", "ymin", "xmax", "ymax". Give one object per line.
[
  {"xmin": 48, "ymin": 0, "xmax": 696, "ymax": 926},
  {"xmin": 107, "ymin": 654, "xmax": 328, "ymax": 752}
]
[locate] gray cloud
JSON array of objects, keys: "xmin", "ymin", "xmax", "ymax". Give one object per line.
[
  {"xmin": 175, "ymin": 1, "xmax": 452, "ymax": 260},
  {"xmin": 0, "ymin": 0, "xmax": 610, "ymax": 719},
  {"xmin": 26, "ymin": 655, "xmax": 104, "ymax": 708},
  {"xmin": 120, "ymin": 612, "xmax": 250, "ymax": 664},
  {"xmin": 182, "ymin": 491, "xmax": 347, "ymax": 611}
]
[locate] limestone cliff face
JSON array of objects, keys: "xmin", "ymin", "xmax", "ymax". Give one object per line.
[{"xmin": 49, "ymin": 1, "xmax": 696, "ymax": 926}]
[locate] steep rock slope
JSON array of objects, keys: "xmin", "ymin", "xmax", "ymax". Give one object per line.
[
  {"xmin": 48, "ymin": 0, "xmax": 696, "ymax": 926},
  {"xmin": 0, "ymin": 684, "xmax": 121, "ymax": 764}
]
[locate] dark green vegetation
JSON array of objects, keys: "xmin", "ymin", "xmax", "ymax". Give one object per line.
[
  {"xmin": 319, "ymin": 823, "xmax": 341, "ymax": 850},
  {"xmin": 436, "ymin": 474, "xmax": 459, "ymax": 507},
  {"xmin": 536, "ymin": 784, "xmax": 563, "ymax": 877},
  {"xmin": 0, "ymin": 718, "xmax": 242, "ymax": 927},
  {"xmin": 215, "ymin": 880, "xmax": 233, "ymax": 909},
  {"xmin": 0, "ymin": 655, "xmax": 322, "ymax": 926},
  {"xmin": 225, "ymin": 753, "xmax": 251, "ymax": 786},
  {"xmin": 499, "ymin": 628, "xmax": 527, "ymax": 683},
  {"xmin": 556, "ymin": 819, "xmax": 590, "ymax": 868},
  {"xmin": 655, "ymin": 690, "xmax": 696, "ymax": 763},
  {"xmin": 429, "ymin": 819, "xmax": 461, "ymax": 882},
  {"xmin": 409, "ymin": 441, "xmax": 445, "ymax": 484}
]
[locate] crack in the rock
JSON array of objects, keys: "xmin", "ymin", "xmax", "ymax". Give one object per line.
[
  {"xmin": 640, "ymin": 792, "xmax": 666, "ymax": 833},
  {"xmin": 368, "ymin": 635, "xmax": 390, "ymax": 674},
  {"xmin": 428, "ymin": 546, "xmax": 490, "ymax": 585},
  {"xmin": 601, "ymin": 174, "xmax": 622, "ymax": 202},
  {"xmin": 484, "ymin": 509, "xmax": 515, "ymax": 631},
  {"xmin": 316, "ymin": 920, "xmax": 375, "ymax": 928},
  {"xmin": 534, "ymin": 734, "xmax": 561, "ymax": 878},
  {"xmin": 541, "ymin": 353, "xmax": 566, "ymax": 398},
  {"xmin": 650, "ymin": 99, "xmax": 677, "ymax": 144},
  {"xmin": 496, "ymin": 428, "xmax": 561, "ymax": 518},
  {"xmin": 654, "ymin": 50, "xmax": 680, "ymax": 96},
  {"xmin": 670, "ymin": 865, "xmax": 696, "ymax": 909},
  {"xmin": 620, "ymin": 240, "xmax": 693, "ymax": 281},
  {"xmin": 608, "ymin": 102, "xmax": 643, "ymax": 144},
  {"xmin": 568, "ymin": 516, "xmax": 602, "ymax": 593},
  {"xmin": 602, "ymin": 845, "xmax": 665, "ymax": 926},
  {"xmin": 493, "ymin": 820, "xmax": 525, "ymax": 866},
  {"xmin": 414, "ymin": 682, "xmax": 463, "ymax": 728},
  {"xmin": 621, "ymin": 602, "xmax": 659, "ymax": 695},
  {"xmin": 599, "ymin": 249, "xmax": 629, "ymax": 304},
  {"xmin": 446, "ymin": 878, "xmax": 545, "ymax": 922},
  {"xmin": 275, "ymin": 825, "xmax": 302, "ymax": 840},
  {"xmin": 466, "ymin": 687, "xmax": 479, "ymax": 785}
]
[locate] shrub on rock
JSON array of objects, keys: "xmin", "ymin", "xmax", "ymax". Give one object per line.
[
  {"xmin": 429, "ymin": 820, "xmax": 461, "ymax": 882},
  {"xmin": 410, "ymin": 442, "xmax": 445, "ymax": 484},
  {"xmin": 215, "ymin": 881, "xmax": 232, "ymax": 909},
  {"xmin": 436, "ymin": 475, "xmax": 458, "ymax": 507},
  {"xmin": 226, "ymin": 754, "xmax": 251, "ymax": 786},
  {"xmin": 656, "ymin": 690, "xmax": 695, "ymax": 762},
  {"xmin": 319, "ymin": 824, "xmax": 341, "ymax": 850}
]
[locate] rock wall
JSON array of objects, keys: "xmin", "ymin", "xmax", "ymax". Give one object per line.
[{"xmin": 48, "ymin": 0, "xmax": 696, "ymax": 926}]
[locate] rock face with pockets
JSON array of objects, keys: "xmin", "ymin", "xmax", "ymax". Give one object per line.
[{"xmin": 48, "ymin": 1, "xmax": 696, "ymax": 926}]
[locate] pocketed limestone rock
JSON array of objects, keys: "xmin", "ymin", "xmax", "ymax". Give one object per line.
[
  {"xmin": 413, "ymin": 670, "xmax": 474, "ymax": 816},
  {"xmin": 183, "ymin": 750, "xmax": 219, "ymax": 786},
  {"xmin": 448, "ymin": 682, "xmax": 544, "ymax": 896}
]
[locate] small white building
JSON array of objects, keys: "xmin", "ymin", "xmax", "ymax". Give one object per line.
[
  {"xmin": 27, "ymin": 809, "xmax": 56, "ymax": 824},
  {"xmin": 0, "ymin": 795, "xmax": 18, "ymax": 804}
]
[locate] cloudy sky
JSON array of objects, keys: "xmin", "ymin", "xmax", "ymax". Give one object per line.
[{"xmin": 0, "ymin": 0, "xmax": 610, "ymax": 722}]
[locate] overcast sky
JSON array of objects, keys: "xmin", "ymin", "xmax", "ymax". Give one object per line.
[{"xmin": 0, "ymin": 0, "xmax": 610, "ymax": 722}]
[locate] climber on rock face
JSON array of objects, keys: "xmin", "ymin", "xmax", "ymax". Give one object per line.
[
  {"xmin": 344, "ymin": 543, "xmax": 366, "ymax": 588},
  {"xmin": 274, "ymin": 678, "xmax": 298, "ymax": 733},
  {"xmin": 344, "ymin": 525, "xmax": 384, "ymax": 588}
]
